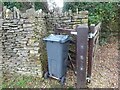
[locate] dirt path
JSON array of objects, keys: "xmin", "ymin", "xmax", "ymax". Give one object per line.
[
  {"xmin": 66, "ymin": 41, "xmax": 119, "ymax": 88},
  {"xmin": 88, "ymin": 42, "xmax": 118, "ymax": 88}
]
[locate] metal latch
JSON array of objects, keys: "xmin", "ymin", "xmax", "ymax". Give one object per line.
[
  {"xmin": 88, "ymin": 29, "xmax": 98, "ymax": 39},
  {"xmin": 71, "ymin": 31, "xmax": 77, "ymax": 35}
]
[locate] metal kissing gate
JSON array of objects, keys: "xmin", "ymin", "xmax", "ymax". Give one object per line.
[{"xmin": 54, "ymin": 23, "xmax": 101, "ymax": 88}]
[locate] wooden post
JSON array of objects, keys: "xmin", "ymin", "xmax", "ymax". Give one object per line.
[
  {"xmin": 87, "ymin": 23, "xmax": 101, "ymax": 79},
  {"xmin": 76, "ymin": 25, "xmax": 88, "ymax": 88},
  {"xmin": 87, "ymin": 24, "xmax": 95, "ymax": 79},
  {"xmin": 54, "ymin": 24, "xmax": 59, "ymax": 34}
]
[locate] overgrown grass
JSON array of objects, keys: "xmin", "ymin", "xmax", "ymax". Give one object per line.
[{"xmin": 2, "ymin": 72, "xmax": 62, "ymax": 88}]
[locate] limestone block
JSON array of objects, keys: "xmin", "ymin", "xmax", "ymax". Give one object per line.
[
  {"xmin": 11, "ymin": 27, "xmax": 18, "ymax": 30},
  {"xmin": 18, "ymin": 19, "xmax": 24, "ymax": 25},
  {"xmin": 21, "ymin": 13, "xmax": 27, "ymax": 19},
  {"xmin": 33, "ymin": 42, "xmax": 39, "ymax": 46},
  {"xmin": 82, "ymin": 18, "xmax": 88, "ymax": 24},
  {"xmin": 5, "ymin": 9, "xmax": 12, "ymax": 19},
  {"xmin": 33, "ymin": 47, "xmax": 39, "ymax": 51},
  {"xmin": 30, "ymin": 50, "xmax": 38, "ymax": 54},
  {"xmin": 26, "ymin": 8, "xmax": 35, "ymax": 17},
  {"xmin": 23, "ymin": 24, "xmax": 32, "ymax": 28},
  {"xmin": 7, "ymin": 30, "xmax": 15, "ymax": 33}
]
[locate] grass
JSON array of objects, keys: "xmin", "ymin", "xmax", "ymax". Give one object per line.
[
  {"xmin": 2, "ymin": 69, "xmax": 76, "ymax": 88},
  {"xmin": 2, "ymin": 74, "xmax": 35, "ymax": 88},
  {"xmin": 2, "ymin": 72, "xmax": 62, "ymax": 88}
]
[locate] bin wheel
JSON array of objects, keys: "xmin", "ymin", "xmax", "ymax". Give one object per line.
[
  {"xmin": 86, "ymin": 77, "xmax": 91, "ymax": 84},
  {"xmin": 44, "ymin": 72, "xmax": 49, "ymax": 79},
  {"xmin": 60, "ymin": 76, "xmax": 66, "ymax": 86}
]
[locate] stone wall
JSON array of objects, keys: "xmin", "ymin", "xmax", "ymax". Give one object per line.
[
  {"xmin": 45, "ymin": 10, "xmax": 88, "ymax": 31},
  {"xmin": 1, "ymin": 6, "xmax": 88, "ymax": 77},
  {"xmin": 0, "ymin": 3, "xmax": 2, "ymax": 89},
  {"xmin": 1, "ymin": 7, "xmax": 47, "ymax": 77}
]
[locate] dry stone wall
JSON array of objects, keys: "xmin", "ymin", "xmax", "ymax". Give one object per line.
[
  {"xmin": 0, "ymin": 6, "xmax": 2, "ymax": 89},
  {"xmin": 45, "ymin": 10, "xmax": 88, "ymax": 30},
  {"xmin": 1, "ymin": 7, "xmax": 47, "ymax": 77},
  {"xmin": 1, "ymin": 6, "xmax": 89, "ymax": 77}
]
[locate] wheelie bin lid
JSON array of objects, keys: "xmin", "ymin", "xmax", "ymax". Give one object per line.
[{"xmin": 43, "ymin": 34, "xmax": 70, "ymax": 43}]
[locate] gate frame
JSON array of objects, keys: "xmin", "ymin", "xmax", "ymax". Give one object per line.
[{"xmin": 54, "ymin": 22, "xmax": 101, "ymax": 88}]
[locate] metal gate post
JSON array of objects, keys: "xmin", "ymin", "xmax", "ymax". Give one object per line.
[
  {"xmin": 87, "ymin": 25, "xmax": 95, "ymax": 79},
  {"xmin": 76, "ymin": 25, "xmax": 88, "ymax": 88}
]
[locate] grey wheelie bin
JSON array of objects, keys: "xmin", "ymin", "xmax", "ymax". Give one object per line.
[{"xmin": 43, "ymin": 34, "xmax": 70, "ymax": 85}]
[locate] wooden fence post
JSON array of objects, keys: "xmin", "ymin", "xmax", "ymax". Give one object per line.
[
  {"xmin": 76, "ymin": 25, "xmax": 88, "ymax": 88},
  {"xmin": 87, "ymin": 24, "xmax": 95, "ymax": 79},
  {"xmin": 87, "ymin": 23, "xmax": 101, "ymax": 80}
]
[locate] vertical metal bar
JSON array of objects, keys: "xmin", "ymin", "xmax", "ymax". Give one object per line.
[
  {"xmin": 87, "ymin": 37, "xmax": 94, "ymax": 78},
  {"xmin": 76, "ymin": 25, "xmax": 88, "ymax": 88},
  {"xmin": 87, "ymin": 25, "xmax": 95, "ymax": 78},
  {"xmin": 54, "ymin": 24, "xmax": 58, "ymax": 34},
  {"xmin": 54, "ymin": 24, "xmax": 60, "ymax": 35}
]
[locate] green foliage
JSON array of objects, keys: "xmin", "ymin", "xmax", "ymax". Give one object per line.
[
  {"xmin": 4, "ymin": 2, "xmax": 22, "ymax": 9},
  {"xmin": 34, "ymin": 2, "xmax": 49, "ymax": 12},
  {"xmin": 15, "ymin": 79, "xmax": 27, "ymax": 87},
  {"xmin": 34, "ymin": 2, "xmax": 43, "ymax": 10},
  {"xmin": 63, "ymin": 2, "xmax": 118, "ymax": 24},
  {"xmin": 3, "ymin": 2, "xmax": 48, "ymax": 12},
  {"xmin": 67, "ymin": 86, "xmax": 74, "ymax": 90},
  {"xmin": 63, "ymin": 2, "xmax": 119, "ymax": 45}
]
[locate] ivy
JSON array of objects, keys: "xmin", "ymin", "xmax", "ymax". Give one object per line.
[
  {"xmin": 63, "ymin": 2, "xmax": 119, "ymax": 45},
  {"xmin": 4, "ymin": 2, "xmax": 22, "ymax": 10},
  {"xmin": 63, "ymin": 2, "xmax": 118, "ymax": 24}
]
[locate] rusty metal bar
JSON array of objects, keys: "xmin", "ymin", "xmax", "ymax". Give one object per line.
[
  {"xmin": 76, "ymin": 25, "xmax": 88, "ymax": 88},
  {"xmin": 54, "ymin": 24, "xmax": 76, "ymax": 35},
  {"xmin": 57, "ymin": 28, "xmax": 76, "ymax": 34},
  {"xmin": 87, "ymin": 25, "xmax": 95, "ymax": 79},
  {"xmin": 87, "ymin": 23, "xmax": 101, "ymax": 79}
]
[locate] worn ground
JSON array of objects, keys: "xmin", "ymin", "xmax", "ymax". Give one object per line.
[
  {"xmin": 1, "ymin": 40, "xmax": 119, "ymax": 88},
  {"xmin": 88, "ymin": 41, "xmax": 119, "ymax": 88}
]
